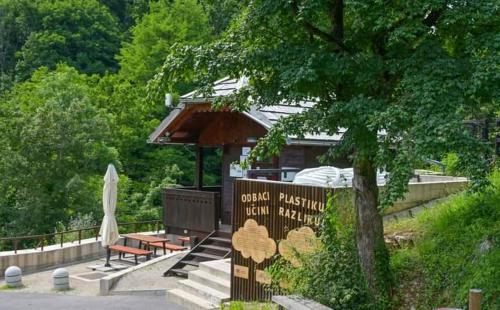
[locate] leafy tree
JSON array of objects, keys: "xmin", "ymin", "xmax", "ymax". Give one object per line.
[
  {"xmin": 117, "ymin": 0, "xmax": 212, "ymax": 84},
  {"xmin": 152, "ymin": 0, "xmax": 499, "ymax": 301},
  {"xmin": 96, "ymin": 0, "xmax": 213, "ymax": 189},
  {"xmin": 99, "ymin": 0, "xmax": 151, "ymax": 30},
  {"xmin": 199, "ymin": 0, "xmax": 244, "ymax": 35},
  {"xmin": 0, "ymin": 65, "xmax": 118, "ymax": 236},
  {"xmin": 0, "ymin": 0, "xmax": 40, "ymax": 91},
  {"xmin": 15, "ymin": 0, "xmax": 121, "ymax": 80}
]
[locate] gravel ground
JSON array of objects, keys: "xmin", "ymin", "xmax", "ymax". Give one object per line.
[
  {"xmin": 112, "ymin": 251, "xmax": 188, "ymax": 292},
  {"xmin": 0, "ymin": 250, "xmax": 189, "ymax": 297},
  {"xmin": 1, "ymin": 257, "xmax": 131, "ymax": 296}
]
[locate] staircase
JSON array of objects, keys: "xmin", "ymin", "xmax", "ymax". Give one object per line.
[
  {"xmin": 166, "ymin": 259, "xmax": 231, "ymax": 309},
  {"xmin": 165, "ymin": 230, "xmax": 232, "ymax": 277}
]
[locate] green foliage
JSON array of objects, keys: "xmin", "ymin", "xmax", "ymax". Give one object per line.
[
  {"xmin": 198, "ymin": 0, "xmax": 244, "ymax": 36},
  {"xmin": 442, "ymin": 153, "xmax": 460, "ymax": 176},
  {"xmin": 222, "ymin": 301, "xmax": 276, "ymax": 310},
  {"xmin": 55, "ymin": 212, "xmax": 98, "ymax": 242},
  {"xmin": 0, "ymin": 0, "xmax": 39, "ymax": 90},
  {"xmin": 390, "ymin": 171, "xmax": 500, "ymax": 309},
  {"xmin": 98, "ymin": 0, "xmax": 213, "ymax": 190},
  {"xmin": 152, "ymin": 0, "xmax": 498, "ymax": 206},
  {"xmin": 0, "ymin": 65, "xmax": 117, "ymax": 235},
  {"xmin": 267, "ymin": 193, "xmax": 377, "ymax": 309},
  {"xmin": 99, "ymin": 0, "xmax": 150, "ymax": 30},
  {"xmin": 14, "ymin": 0, "xmax": 121, "ymax": 80},
  {"xmin": 0, "ymin": 0, "xmax": 233, "ymax": 239},
  {"xmin": 151, "ymin": 1, "xmax": 497, "ymax": 298},
  {"xmin": 118, "ymin": 0, "xmax": 212, "ymax": 84}
]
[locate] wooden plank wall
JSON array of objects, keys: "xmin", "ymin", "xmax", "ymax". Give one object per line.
[
  {"xmin": 231, "ymin": 179, "xmax": 327, "ymax": 301},
  {"xmin": 163, "ymin": 188, "xmax": 220, "ymax": 233}
]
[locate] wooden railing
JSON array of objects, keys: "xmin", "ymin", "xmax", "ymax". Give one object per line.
[
  {"xmin": 163, "ymin": 187, "xmax": 221, "ymax": 233},
  {"xmin": 0, "ymin": 220, "xmax": 163, "ymax": 254}
]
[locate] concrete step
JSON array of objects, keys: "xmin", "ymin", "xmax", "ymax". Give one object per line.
[
  {"xmin": 169, "ymin": 268, "xmax": 188, "ymax": 277},
  {"xmin": 181, "ymin": 260, "xmax": 200, "ymax": 267},
  {"xmin": 178, "ymin": 279, "xmax": 230, "ymax": 305},
  {"xmin": 191, "ymin": 252, "xmax": 224, "ymax": 260},
  {"xmin": 188, "ymin": 270, "xmax": 230, "ymax": 294},
  {"xmin": 199, "ymin": 244, "xmax": 231, "ymax": 252},
  {"xmin": 199, "ymin": 260, "xmax": 231, "ymax": 282},
  {"xmin": 208, "ymin": 237, "xmax": 231, "ymax": 244},
  {"xmin": 166, "ymin": 288, "xmax": 217, "ymax": 310}
]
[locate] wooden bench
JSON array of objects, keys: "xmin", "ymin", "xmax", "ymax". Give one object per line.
[
  {"xmin": 109, "ymin": 245, "xmax": 153, "ymax": 265},
  {"xmin": 272, "ymin": 295, "xmax": 331, "ymax": 310},
  {"xmin": 178, "ymin": 236, "xmax": 190, "ymax": 246},
  {"xmin": 149, "ymin": 242, "xmax": 187, "ymax": 255}
]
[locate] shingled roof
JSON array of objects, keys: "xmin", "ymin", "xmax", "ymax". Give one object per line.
[{"xmin": 149, "ymin": 77, "xmax": 345, "ymax": 145}]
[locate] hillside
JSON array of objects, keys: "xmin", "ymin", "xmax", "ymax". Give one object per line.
[{"xmin": 387, "ymin": 173, "xmax": 500, "ymax": 309}]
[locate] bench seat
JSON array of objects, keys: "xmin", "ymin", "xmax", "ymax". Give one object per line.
[
  {"xmin": 149, "ymin": 242, "xmax": 187, "ymax": 255},
  {"xmin": 109, "ymin": 245, "xmax": 153, "ymax": 264},
  {"xmin": 178, "ymin": 236, "xmax": 190, "ymax": 245}
]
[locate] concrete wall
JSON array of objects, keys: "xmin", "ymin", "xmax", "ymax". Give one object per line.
[
  {"xmin": 333, "ymin": 178, "xmax": 468, "ymax": 215},
  {"xmin": 0, "ymin": 237, "xmax": 105, "ymax": 277},
  {"xmin": 388, "ymin": 179, "xmax": 468, "ymax": 214},
  {"xmin": 0, "ymin": 232, "xmax": 167, "ymax": 277}
]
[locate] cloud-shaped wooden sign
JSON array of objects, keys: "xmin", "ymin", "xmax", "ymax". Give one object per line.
[
  {"xmin": 278, "ymin": 226, "xmax": 320, "ymax": 267},
  {"xmin": 232, "ymin": 219, "xmax": 276, "ymax": 263}
]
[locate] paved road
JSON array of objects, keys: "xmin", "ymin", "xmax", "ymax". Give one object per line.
[{"xmin": 0, "ymin": 292, "xmax": 185, "ymax": 310}]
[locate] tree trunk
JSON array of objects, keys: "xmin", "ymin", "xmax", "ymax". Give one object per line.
[{"xmin": 353, "ymin": 157, "xmax": 390, "ymax": 299}]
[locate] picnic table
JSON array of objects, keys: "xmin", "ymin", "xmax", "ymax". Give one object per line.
[{"xmin": 123, "ymin": 233, "xmax": 169, "ymax": 255}]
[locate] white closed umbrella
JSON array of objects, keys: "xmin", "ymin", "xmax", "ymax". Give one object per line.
[{"xmin": 100, "ymin": 164, "xmax": 120, "ymax": 267}]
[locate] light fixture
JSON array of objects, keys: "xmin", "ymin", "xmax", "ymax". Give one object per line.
[{"xmin": 165, "ymin": 93, "xmax": 173, "ymax": 108}]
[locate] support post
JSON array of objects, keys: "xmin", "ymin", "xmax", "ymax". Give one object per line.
[
  {"xmin": 105, "ymin": 246, "xmax": 111, "ymax": 267},
  {"xmin": 469, "ymin": 289, "xmax": 483, "ymax": 310},
  {"xmin": 194, "ymin": 145, "xmax": 204, "ymax": 190}
]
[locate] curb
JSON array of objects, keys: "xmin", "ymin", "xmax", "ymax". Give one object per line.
[{"xmin": 99, "ymin": 250, "xmax": 187, "ymax": 296}]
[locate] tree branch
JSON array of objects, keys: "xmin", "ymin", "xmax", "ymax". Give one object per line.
[
  {"xmin": 330, "ymin": 0, "xmax": 344, "ymax": 41},
  {"xmin": 290, "ymin": 0, "xmax": 351, "ymax": 53}
]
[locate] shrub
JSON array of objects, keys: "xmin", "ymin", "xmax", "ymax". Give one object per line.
[
  {"xmin": 267, "ymin": 193, "xmax": 381, "ymax": 309},
  {"xmin": 391, "ymin": 171, "xmax": 500, "ymax": 309}
]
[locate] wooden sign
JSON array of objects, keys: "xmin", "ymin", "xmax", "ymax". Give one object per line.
[{"xmin": 231, "ymin": 179, "xmax": 328, "ymax": 301}]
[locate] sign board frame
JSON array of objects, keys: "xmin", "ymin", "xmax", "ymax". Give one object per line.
[{"xmin": 231, "ymin": 179, "xmax": 328, "ymax": 301}]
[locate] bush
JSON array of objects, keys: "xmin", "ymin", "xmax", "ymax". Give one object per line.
[
  {"xmin": 442, "ymin": 153, "xmax": 460, "ymax": 176},
  {"xmin": 267, "ymin": 193, "xmax": 380, "ymax": 309},
  {"xmin": 390, "ymin": 171, "xmax": 500, "ymax": 309}
]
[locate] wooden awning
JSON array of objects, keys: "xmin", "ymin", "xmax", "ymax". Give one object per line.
[
  {"xmin": 149, "ymin": 103, "xmax": 268, "ymax": 146},
  {"xmin": 149, "ymin": 77, "xmax": 344, "ymax": 146}
]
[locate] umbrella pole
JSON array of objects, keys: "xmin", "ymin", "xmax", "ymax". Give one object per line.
[{"xmin": 105, "ymin": 246, "xmax": 111, "ymax": 267}]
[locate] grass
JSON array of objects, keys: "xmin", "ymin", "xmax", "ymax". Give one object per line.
[
  {"xmin": 388, "ymin": 172, "xmax": 500, "ymax": 309},
  {"xmin": 0, "ymin": 284, "xmax": 25, "ymax": 290},
  {"xmin": 222, "ymin": 301, "xmax": 277, "ymax": 310}
]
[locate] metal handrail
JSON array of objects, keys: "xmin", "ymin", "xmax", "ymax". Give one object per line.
[{"xmin": 0, "ymin": 220, "xmax": 163, "ymax": 254}]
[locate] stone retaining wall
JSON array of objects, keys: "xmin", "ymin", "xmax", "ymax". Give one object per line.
[
  {"xmin": 333, "ymin": 178, "xmax": 468, "ymax": 215},
  {"xmin": 387, "ymin": 179, "xmax": 468, "ymax": 214}
]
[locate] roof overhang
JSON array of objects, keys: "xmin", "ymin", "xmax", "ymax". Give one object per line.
[{"xmin": 148, "ymin": 77, "xmax": 344, "ymax": 146}]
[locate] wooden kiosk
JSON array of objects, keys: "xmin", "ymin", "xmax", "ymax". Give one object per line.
[{"xmin": 149, "ymin": 77, "xmax": 347, "ymax": 238}]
